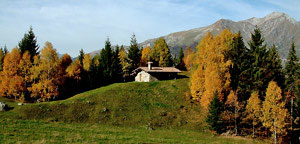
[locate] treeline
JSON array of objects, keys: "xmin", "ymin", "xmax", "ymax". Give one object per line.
[
  {"xmin": 0, "ymin": 27, "xmax": 186, "ymax": 102},
  {"xmin": 189, "ymin": 27, "xmax": 300, "ymax": 143}
]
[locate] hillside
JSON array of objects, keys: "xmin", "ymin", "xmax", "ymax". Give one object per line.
[
  {"xmin": 140, "ymin": 12, "xmax": 300, "ymax": 59},
  {"xmin": 1, "ymin": 78, "xmax": 208, "ymax": 130}
]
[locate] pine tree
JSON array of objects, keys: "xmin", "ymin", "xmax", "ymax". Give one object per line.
[
  {"xmin": 176, "ymin": 48, "xmax": 185, "ymax": 70},
  {"xmin": 99, "ymin": 38, "xmax": 114, "ymax": 85},
  {"xmin": 207, "ymin": 91, "xmax": 224, "ymax": 134},
  {"xmin": 78, "ymin": 49, "xmax": 85, "ymax": 66},
  {"xmin": 111, "ymin": 45, "xmax": 123, "ymax": 83},
  {"xmin": 247, "ymin": 26, "xmax": 269, "ymax": 97},
  {"xmin": 261, "ymin": 81, "xmax": 288, "ymax": 144},
  {"xmin": 18, "ymin": 26, "xmax": 39, "ymax": 60},
  {"xmin": 284, "ymin": 42, "xmax": 300, "ymax": 143},
  {"xmin": 128, "ymin": 34, "xmax": 141, "ymax": 71},
  {"xmin": 228, "ymin": 32, "xmax": 250, "ymax": 101},
  {"xmin": 265, "ymin": 45, "xmax": 285, "ymax": 90}
]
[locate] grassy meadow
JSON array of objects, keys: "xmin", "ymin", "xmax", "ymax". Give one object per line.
[{"xmin": 0, "ymin": 77, "xmax": 268, "ymax": 143}]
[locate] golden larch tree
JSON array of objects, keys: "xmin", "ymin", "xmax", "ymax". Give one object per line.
[
  {"xmin": 190, "ymin": 29, "xmax": 234, "ymax": 109},
  {"xmin": 18, "ymin": 51, "xmax": 32, "ymax": 101},
  {"xmin": 261, "ymin": 81, "xmax": 288, "ymax": 144},
  {"xmin": 183, "ymin": 46, "xmax": 195, "ymax": 71},
  {"xmin": 83, "ymin": 54, "xmax": 91, "ymax": 71},
  {"xmin": 0, "ymin": 47, "xmax": 24, "ymax": 100},
  {"xmin": 118, "ymin": 47, "xmax": 131, "ymax": 80},
  {"xmin": 140, "ymin": 46, "xmax": 151, "ymax": 66},
  {"xmin": 223, "ymin": 90, "xmax": 241, "ymax": 135},
  {"xmin": 30, "ymin": 42, "xmax": 60, "ymax": 101},
  {"xmin": 245, "ymin": 91, "xmax": 262, "ymax": 137}
]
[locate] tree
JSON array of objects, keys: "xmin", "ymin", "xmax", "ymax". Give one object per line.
[
  {"xmin": 18, "ymin": 26, "xmax": 39, "ymax": 60},
  {"xmin": 111, "ymin": 45, "xmax": 123, "ymax": 83},
  {"xmin": 190, "ymin": 30, "xmax": 233, "ymax": 108},
  {"xmin": 128, "ymin": 34, "xmax": 141, "ymax": 71},
  {"xmin": 261, "ymin": 81, "xmax": 288, "ymax": 144},
  {"xmin": 18, "ymin": 51, "xmax": 33, "ymax": 101},
  {"xmin": 30, "ymin": 42, "xmax": 60, "ymax": 102},
  {"xmin": 284, "ymin": 42, "xmax": 300, "ymax": 143},
  {"xmin": 183, "ymin": 46, "xmax": 195, "ymax": 71},
  {"xmin": 207, "ymin": 91, "xmax": 224, "ymax": 134},
  {"xmin": 57, "ymin": 54, "xmax": 73, "ymax": 99},
  {"xmin": 223, "ymin": 90, "xmax": 241, "ymax": 135},
  {"xmin": 247, "ymin": 26, "xmax": 269, "ymax": 97},
  {"xmin": 0, "ymin": 48, "xmax": 24, "ymax": 100},
  {"xmin": 0, "ymin": 48, "xmax": 5, "ymax": 71},
  {"xmin": 140, "ymin": 46, "xmax": 151, "ymax": 66},
  {"xmin": 119, "ymin": 45, "xmax": 131, "ymax": 81},
  {"xmin": 78, "ymin": 49, "xmax": 85, "ymax": 66},
  {"xmin": 151, "ymin": 37, "xmax": 172, "ymax": 67},
  {"xmin": 245, "ymin": 92, "xmax": 262, "ymax": 137},
  {"xmin": 175, "ymin": 48, "xmax": 186, "ymax": 70},
  {"xmin": 265, "ymin": 45, "xmax": 285, "ymax": 90},
  {"xmin": 83, "ymin": 54, "xmax": 91, "ymax": 71},
  {"xmin": 228, "ymin": 32, "xmax": 250, "ymax": 101},
  {"xmin": 99, "ymin": 38, "xmax": 114, "ymax": 85}
]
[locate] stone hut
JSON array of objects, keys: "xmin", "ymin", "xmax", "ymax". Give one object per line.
[{"xmin": 132, "ymin": 62, "xmax": 181, "ymax": 82}]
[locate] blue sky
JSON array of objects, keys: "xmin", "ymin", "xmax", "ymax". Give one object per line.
[{"xmin": 0, "ymin": 0, "xmax": 299, "ymax": 57}]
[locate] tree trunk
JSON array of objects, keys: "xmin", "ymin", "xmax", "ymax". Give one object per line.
[
  {"xmin": 252, "ymin": 121, "xmax": 255, "ymax": 138},
  {"xmin": 274, "ymin": 119, "xmax": 277, "ymax": 144}
]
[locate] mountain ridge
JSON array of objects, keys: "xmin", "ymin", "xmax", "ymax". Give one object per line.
[{"xmin": 140, "ymin": 12, "xmax": 300, "ymax": 59}]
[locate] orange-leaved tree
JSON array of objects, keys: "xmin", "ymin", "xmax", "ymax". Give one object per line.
[
  {"xmin": 190, "ymin": 29, "xmax": 234, "ymax": 109},
  {"xmin": 18, "ymin": 51, "xmax": 33, "ymax": 101},
  {"xmin": 0, "ymin": 47, "xmax": 24, "ymax": 100},
  {"xmin": 30, "ymin": 42, "xmax": 60, "ymax": 102},
  {"xmin": 183, "ymin": 46, "xmax": 195, "ymax": 71},
  {"xmin": 140, "ymin": 46, "xmax": 151, "ymax": 66},
  {"xmin": 261, "ymin": 81, "xmax": 288, "ymax": 144},
  {"xmin": 223, "ymin": 90, "xmax": 241, "ymax": 135},
  {"xmin": 245, "ymin": 91, "xmax": 262, "ymax": 137}
]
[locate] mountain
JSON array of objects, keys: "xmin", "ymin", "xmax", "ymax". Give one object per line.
[{"xmin": 140, "ymin": 12, "xmax": 300, "ymax": 60}]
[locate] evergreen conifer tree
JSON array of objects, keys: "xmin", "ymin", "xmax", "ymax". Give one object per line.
[
  {"xmin": 207, "ymin": 91, "xmax": 224, "ymax": 134},
  {"xmin": 247, "ymin": 26, "xmax": 269, "ymax": 97},
  {"xmin": 128, "ymin": 34, "xmax": 141, "ymax": 72},
  {"xmin": 284, "ymin": 42, "xmax": 300, "ymax": 143},
  {"xmin": 18, "ymin": 26, "xmax": 39, "ymax": 60},
  {"xmin": 78, "ymin": 49, "xmax": 85, "ymax": 66},
  {"xmin": 99, "ymin": 38, "xmax": 114, "ymax": 85}
]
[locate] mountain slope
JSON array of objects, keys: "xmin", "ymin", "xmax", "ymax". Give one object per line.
[{"xmin": 140, "ymin": 12, "xmax": 300, "ymax": 59}]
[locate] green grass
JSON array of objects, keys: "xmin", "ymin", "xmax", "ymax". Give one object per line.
[
  {"xmin": 2, "ymin": 78, "xmax": 208, "ymax": 130},
  {"xmin": 0, "ymin": 118, "xmax": 265, "ymax": 144},
  {"xmin": 0, "ymin": 77, "xmax": 268, "ymax": 143}
]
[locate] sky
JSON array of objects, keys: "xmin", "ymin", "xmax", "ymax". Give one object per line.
[{"xmin": 0, "ymin": 0, "xmax": 299, "ymax": 57}]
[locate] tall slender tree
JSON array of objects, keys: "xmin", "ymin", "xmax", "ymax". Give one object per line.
[
  {"xmin": 261, "ymin": 81, "xmax": 287, "ymax": 144},
  {"xmin": 247, "ymin": 26, "xmax": 269, "ymax": 97},
  {"xmin": 284, "ymin": 42, "xmax": 300, "ymax": 143},
  {"xmin": 18, "ymin": 26, "xmax": 39, "ymax": 60},
  {"xmin": 99, "ymin": 38, "xmax": 114, "ymax": 85},
  {"xmin": 128, "ymin": 34, "xmax": 141, "ymax": 71},
  {"xmin": 207, "ymin": 91, "xmax": 224, "ymax": 134}
]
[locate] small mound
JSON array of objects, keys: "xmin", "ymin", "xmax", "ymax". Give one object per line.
[{"xmin": 9, "ymin": 79, "xmax": 206, "ymax": 130}]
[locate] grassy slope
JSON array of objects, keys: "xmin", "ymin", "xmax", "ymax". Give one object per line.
[{"xmin": 0, "ymin": 78, "xmax": 267, "ymax": 143}]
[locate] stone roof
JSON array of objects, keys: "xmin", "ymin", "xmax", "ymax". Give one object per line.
[{"xmin": 138, "ymin": 67, "xmax": 182, "ymax": 73}]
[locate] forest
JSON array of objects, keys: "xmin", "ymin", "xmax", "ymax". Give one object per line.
[{"xmin": 0, "ymin": 26, "xmax": 299, "ymax": 143}]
